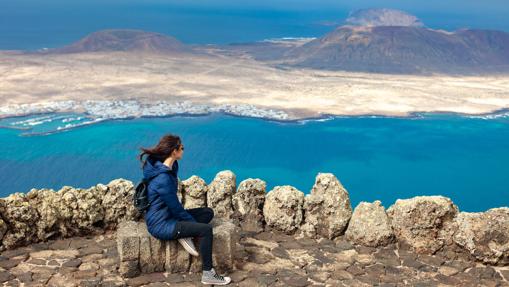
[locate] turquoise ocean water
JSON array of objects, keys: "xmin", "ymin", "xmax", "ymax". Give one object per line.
[{"xmin": 1, "ymin": 112, "xmax": 508, "ymax": 212}]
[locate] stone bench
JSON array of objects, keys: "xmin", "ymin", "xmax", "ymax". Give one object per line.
[{"xmin": 116, "ymin": 218, "xmax": 238, "ymax": 278}]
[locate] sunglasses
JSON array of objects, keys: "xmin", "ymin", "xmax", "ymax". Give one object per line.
[{"xmin": 179, "ymin": 144, "xmax": 185, "ymax": 151}]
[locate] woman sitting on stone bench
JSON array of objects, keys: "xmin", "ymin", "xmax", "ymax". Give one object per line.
[{"xmin": 139, "ymin": 134, "xmax": 232, "ymax": 285}]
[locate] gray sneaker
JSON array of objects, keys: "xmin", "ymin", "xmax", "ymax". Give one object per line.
[
  {"xmin": 201, "ymin": 268, "xmax": 232, "ymax": 285},
  {"xmin": 177, "ymin": 237, "xmax": 199, "ymax": 257}
]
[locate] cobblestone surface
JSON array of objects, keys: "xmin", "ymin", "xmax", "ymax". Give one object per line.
[{"xmin": 1, "ymin": 230, "xmax": 508, "ymax": 286}]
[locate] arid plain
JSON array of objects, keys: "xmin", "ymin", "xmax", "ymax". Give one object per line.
[{"xmin": 1, "ymin": 49, "xmax": 508, "ymax": 120}]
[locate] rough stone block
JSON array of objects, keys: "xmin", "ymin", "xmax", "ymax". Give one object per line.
[
  {"xmin": 116, "ymin": 218, "xmax": 238, "ymax": 278},
  {"xmin": 138, "ymin": 225, "xmax": 166, "ymax": 273},
  {"xmin": 117, "ymin": 221, "xmax": 141, "ymax": 262},
  {"xmin": 117, "ymin": 221, "xmax": 141, "ymax": 277},
  {"xmin": 211, "ymin": 218, "xmax": 238, "ymax": 273},
  {"xmin": 165, "ymin": 240, "xmax": 191, "ymax": 273}
]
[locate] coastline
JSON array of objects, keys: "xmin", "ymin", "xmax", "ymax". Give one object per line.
[
  {"xmin": 1, "ymin": 100, "xmax": 509, "ymax": 137},
  {"xmin": 2, "ymin": 50, "xmax": 509, "ymax": 130}
]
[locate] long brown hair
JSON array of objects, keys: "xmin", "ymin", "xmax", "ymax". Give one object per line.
[{"xmin": 139, "ymin": 134, "xmax": 182, "ymax": 168}]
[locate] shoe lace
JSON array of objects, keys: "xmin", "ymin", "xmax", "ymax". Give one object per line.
[{"xmin": 213, "ymin": 272, "xmax": 225, "ymax": 281}]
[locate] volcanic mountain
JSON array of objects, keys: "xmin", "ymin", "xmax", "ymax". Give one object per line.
[
  {"xmin": 344, "ymin": 8, "xmax": 424, "ymax": 27},
  {"xmin": 280, "ymin": 25, "xmax": 509, "ymax": 74},
  {"xmin": 40, "ymin": 29, "xmax": 189, "ymax": 54},
  {"xmin": 30, "ymin": 11, "xmax": 509, "ymax": 74},
  {"xmin": 228, "ymin": 9, "xmax": 509, "ymax": 74}
]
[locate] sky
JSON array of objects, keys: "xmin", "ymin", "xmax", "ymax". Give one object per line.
[{"xmin": 1, "ymin": 0, "xmax": 508, "ymax": 50}]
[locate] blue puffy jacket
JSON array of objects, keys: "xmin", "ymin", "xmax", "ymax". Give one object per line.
[{"xmin": 142, "ymin": 156, "xmax": 196, "ymax": 240}]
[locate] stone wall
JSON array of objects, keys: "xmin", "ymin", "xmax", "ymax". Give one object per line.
[
  {"xmin": 0, "ymin": 179, "xmax": 140, "ymax": 251},
  {"xmin": 1, "ymin": 171, "xmax": 508, "ymax": 266}
]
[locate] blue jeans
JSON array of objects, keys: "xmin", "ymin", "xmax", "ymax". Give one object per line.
[{"xmin": 170, "ymin": 207, "xmax": 214, "ymax": 271}]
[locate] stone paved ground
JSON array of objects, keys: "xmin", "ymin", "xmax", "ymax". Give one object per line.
[{"xmin": 1, "ymin": 230, "xmax": 508, "ymax": 287}]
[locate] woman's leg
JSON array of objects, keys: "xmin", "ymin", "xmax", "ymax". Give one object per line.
[
  {"xmin": 186, "ymin": 207, "xmax": 214, "ymax": 224},
  {"xmin": 184, "ymin": 207, "xmax": 214, "ymax": 263},
  {"xmin": 172, "ymin": 221, "xmax": 213, "ymax": 271}
]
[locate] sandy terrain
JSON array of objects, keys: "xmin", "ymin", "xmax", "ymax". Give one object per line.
[{"xmin": 1, "ymin": 50, "xmax": 508, "ymax": 120}]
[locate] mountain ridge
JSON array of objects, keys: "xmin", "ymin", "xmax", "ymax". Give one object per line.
[{"xmin": 20, "ymin": 12, "xmax": 509, "ymax": 75}]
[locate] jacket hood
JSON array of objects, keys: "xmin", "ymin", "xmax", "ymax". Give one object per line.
[{"xmin": 143, "ymin": 156, "xmax": 179, "ymax": 180}]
